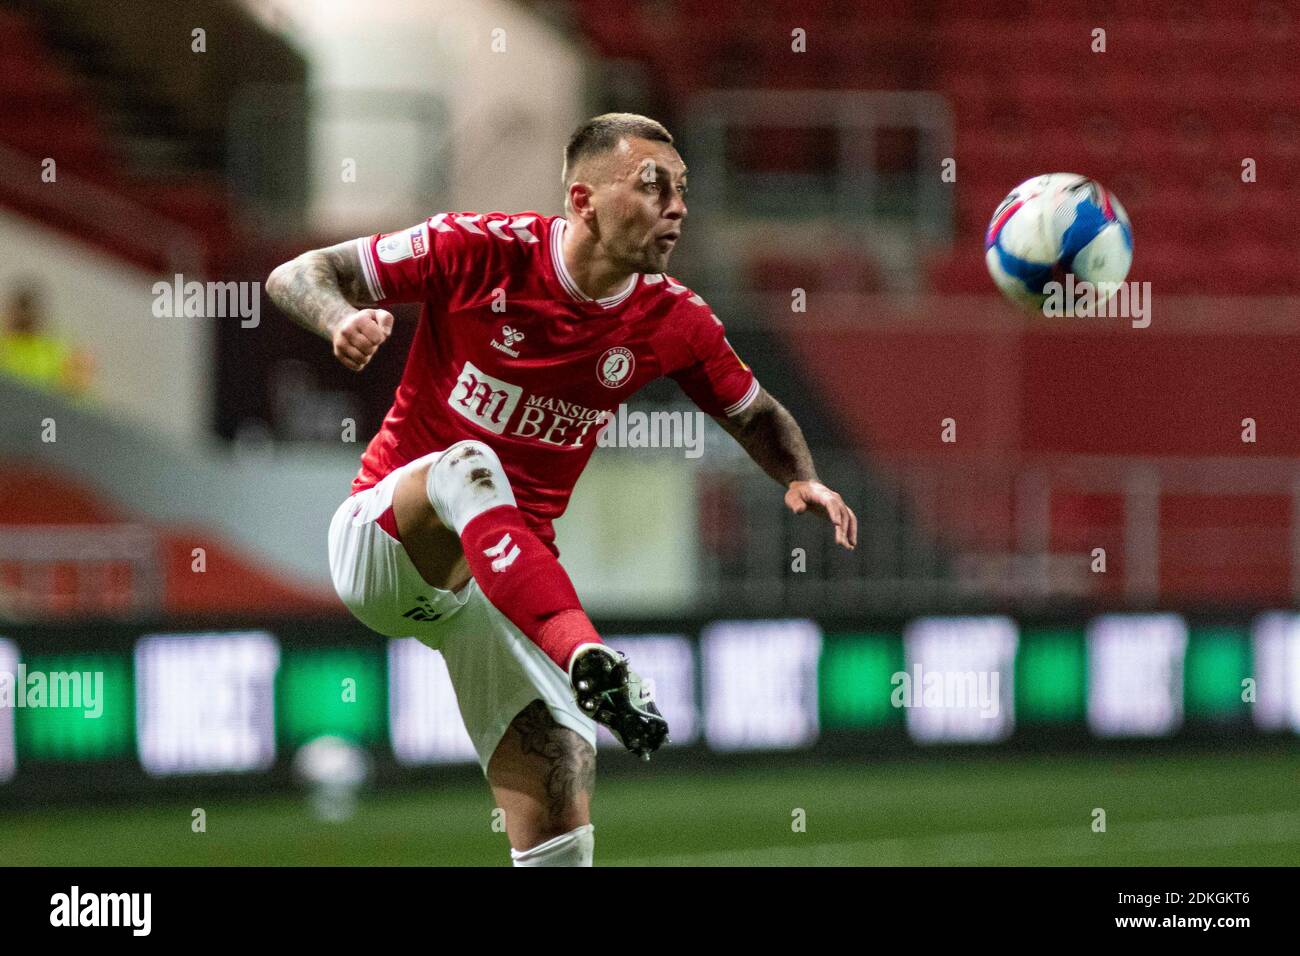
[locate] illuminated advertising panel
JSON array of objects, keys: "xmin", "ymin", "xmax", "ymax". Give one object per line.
[
  {"xmin": 901, "ymin": 616, "xmax": 1018, "ymax": 743},
  {"xmin": 16, "ymin": 653, "xmax": 132, "ymax": 760},
  {"xmin": 135, "ymin": 632, "xmax": 280, "ymax": 775},
  {"xmin": 278, "ymin": 647, "xmax": 384, "ymax": 746},
  {"xmin": 387, "ymin": 639, "xmax": 476, "ymax": 765},
  {"xmin": 1016, "ymin": 628, "xmax": 1086, "ymax": 722},
  {"xmin": 702, "ymin": 619, "xmax": 821, "ymax": 751},
  {"xmin": 0, "ymin": 639, "xmax": 16, "ymax": 782},
  {"xmin": 1086, "ymin": 614, "xmax": 1187, "ymax": 738},
  {"xmin": 1251, "ymin": 612, "xmax": 1300, "ymax": 732},
  {"xmin": 819, "ymin": 632, "xmax": 905, "ymax": 728}
]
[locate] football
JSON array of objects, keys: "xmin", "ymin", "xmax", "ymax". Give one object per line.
[{"xmin": 985, "ymin": 173, "xmax": 1133, "ymax": 311}]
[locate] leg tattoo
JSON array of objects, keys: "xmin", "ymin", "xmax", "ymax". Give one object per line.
[{"xmin": 510, "ymin": 700, "xmax": 595, "ymax": 824}]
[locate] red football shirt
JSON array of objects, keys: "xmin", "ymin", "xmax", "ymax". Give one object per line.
[{"xmin": 350, "ymin": 211, "xmax": 759, "ymax": 553}]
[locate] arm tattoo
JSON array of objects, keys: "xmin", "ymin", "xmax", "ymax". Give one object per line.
[
  {"xmin": 717, "ymin": 388, "xmax": 819, "ymax": 487},
  {"xmin": 265, "ymin": 240, "xmax": 376, "ymax": 340},
  {"xmin": 511, "ymin": 700, "xmax": 596, "ymax": 823}
]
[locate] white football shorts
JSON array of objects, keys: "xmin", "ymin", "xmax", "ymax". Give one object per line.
[{"xmin": 326, "ymin": 448, "xmax": 596, "ymax": 773}]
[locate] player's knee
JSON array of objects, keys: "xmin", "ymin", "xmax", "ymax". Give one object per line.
[
  {"xmin": 427, "ymin": 440, "xmax": 517, "ymax": 534},
  {"xmin": 516, "ymin": 795, "xmax": 591, "ymax": 851}
]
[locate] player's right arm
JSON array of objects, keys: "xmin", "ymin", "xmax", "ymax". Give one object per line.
[{"xmin": 266, "ymin": 240, "xmax": 394, "ymax": 372}]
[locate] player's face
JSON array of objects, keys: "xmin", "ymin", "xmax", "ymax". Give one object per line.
[{"xmin": 597, "ymin": 138, "xmax": 688, "ymax": 274}]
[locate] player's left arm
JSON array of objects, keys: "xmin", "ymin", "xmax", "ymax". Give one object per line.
[{"xmin": 713, "ymin": 387, "xmax": 858, "ymax": 550}]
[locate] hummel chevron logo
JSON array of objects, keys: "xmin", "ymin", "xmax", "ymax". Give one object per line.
[
  {"xmin": 428, "ymin": 213, "xmax": 539, "ymax": 244},
  {"xmin": 491, "ymin": 324, "xmax": 524, "ymax": 357},
  {"xmin": 483, "ymin": 532, "xmax": 521, "ymax": 572}
]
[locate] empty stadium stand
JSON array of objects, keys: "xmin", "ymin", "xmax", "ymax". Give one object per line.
[
  {"xmin": 562, "ymin": 0, "xmax": 1300, "ymax": 603},
  {"xmin": 569, "ymin": 0, "xmax": 1299, "ymax": 294},
  {"xmin": 0, "ymin": 1, "xmax": 308, "ymax": 271}
]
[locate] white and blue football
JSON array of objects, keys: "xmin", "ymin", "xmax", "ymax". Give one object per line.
[{"xmin": 985, "ymin": 173, "xmax": 1133, "ymax": 311}]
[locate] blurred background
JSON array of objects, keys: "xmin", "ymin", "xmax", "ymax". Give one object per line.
[{"xmin": 1, "ymin": 0, "xmax": 1298, "ymax": 865}]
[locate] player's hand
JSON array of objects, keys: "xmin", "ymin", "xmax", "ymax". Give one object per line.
[
  {"xmin": 785, "ymin": 480, "xmax": 857, "ymax": 550},
  {"xmin": 331, "ymin": 308, "xmax": 395, "ymax": 371}
]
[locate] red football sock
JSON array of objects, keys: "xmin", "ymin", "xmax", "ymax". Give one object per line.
[{"xmin": 459, "ymin": 505, "xmax": 602, "ymax": 671}]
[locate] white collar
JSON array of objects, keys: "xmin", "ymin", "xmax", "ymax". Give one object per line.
[{"xmin": 550, "ymin": 217, "xmax": 638, "ymax": 309}]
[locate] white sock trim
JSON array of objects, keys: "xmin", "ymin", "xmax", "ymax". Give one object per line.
[{"xmin": 510, "ymin": 823, "xmax": 595, "ymax": 867}]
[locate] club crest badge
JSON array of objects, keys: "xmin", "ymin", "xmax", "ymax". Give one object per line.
[{"xmin": 597, "ymin": 346, "xmax": 634, "ymax": 388}]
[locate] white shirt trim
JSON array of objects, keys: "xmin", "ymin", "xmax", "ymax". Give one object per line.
[
  {"xmin": 724, "ymin": 378, "xmax": 761, "ymax": 417},
  {"xmin": 354, "ymin": 237, "xmax": 384, "ymax": 301},
  {"xmin": 550, "ymin": 218, "xmax": 638, "ymax": 309}
]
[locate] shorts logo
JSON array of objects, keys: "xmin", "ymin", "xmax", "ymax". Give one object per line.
[
  {"xmin": 401, "ymin": 596, "xmax": 443, "ymax": 622},
  {"xmin": 448, "ymin": 360, "xmax": 523, "ymax": 434},
  {"xmin": 597, "ymin": 347, "xmax": 635, "ymax": 388}
]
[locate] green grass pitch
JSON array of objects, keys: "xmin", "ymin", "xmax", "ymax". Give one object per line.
[{"xmin": 3, "ymin": 751, "xmax": 1299, "ymax": 866}]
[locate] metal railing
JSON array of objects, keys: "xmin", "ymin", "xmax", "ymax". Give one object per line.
[
  {"xmin": 684, "ymin": 89, "xmax": 954, "ymax": 237},
  {"xmin": 4, "ymin": 454, "xmax": 1293, "ymax": 620},
  {"xmin": 0, "ymin": 525, "xmax": 163, "ymax": 619},
  {"xmin": 694, "ymin": 450, "xmax": 1300, "ymax": 614},
  {"xmin": 677, "ymin": 89, "xmax": 956, "ymax": 319}
]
